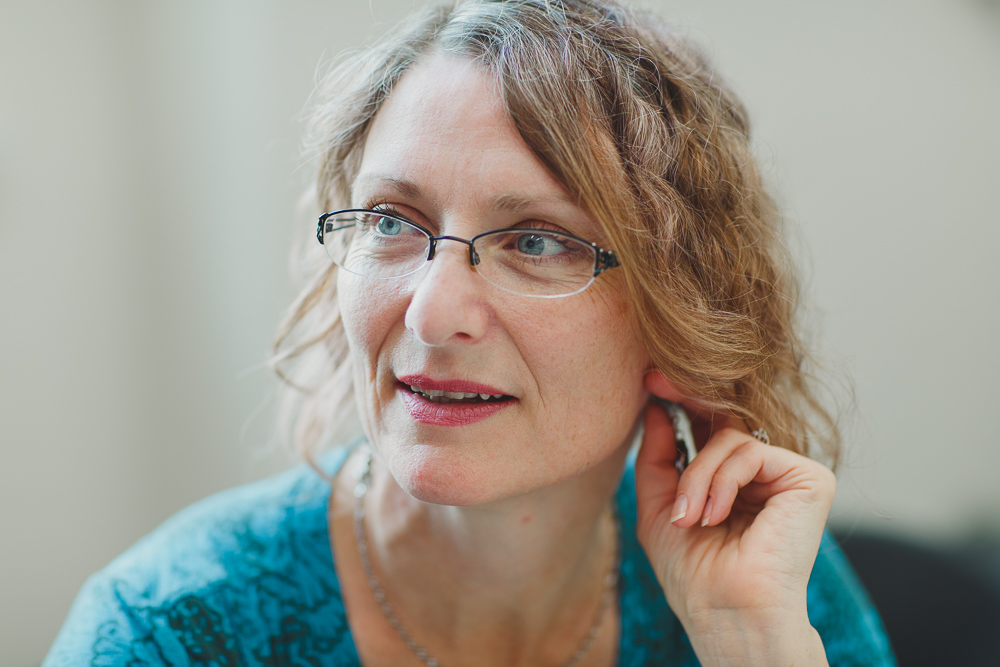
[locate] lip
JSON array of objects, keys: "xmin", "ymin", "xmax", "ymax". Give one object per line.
[
  {"xmin": 395, "ymin": 375, "xmax": 515, "ymax": 427},
  {"xmin": 396, "ymin": 374, "xmax": 509, "ymax": 397},
  {"xmin": 397, "ymin": 388, "xmax": 514, "ymax": 426}
]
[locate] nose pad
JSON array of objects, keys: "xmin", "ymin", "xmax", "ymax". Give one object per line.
[
  {"xmin": 425, "ymin": 236, "xmax": 478, "ymax": 267},
  {"xmin": 398, "ymin": 242, "xmax": 465, "ymax": 293},
  {"xmin": 412, "ymin": 241, "xmax": 475, "ymax": 286}
]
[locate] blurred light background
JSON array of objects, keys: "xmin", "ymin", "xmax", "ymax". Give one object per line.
[{"xmin": 1, "ymin": 0, "xmax": 998, "ymax": 664}]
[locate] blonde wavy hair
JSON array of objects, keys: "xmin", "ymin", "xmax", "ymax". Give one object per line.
[{"xmin": 273, "ymin": 0, "xmax": 841, "ymax": 466}]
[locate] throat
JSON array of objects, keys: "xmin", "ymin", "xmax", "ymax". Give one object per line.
[{"xmin": 337, "ymin": 446, "xmax": 625, "ymax": 667}]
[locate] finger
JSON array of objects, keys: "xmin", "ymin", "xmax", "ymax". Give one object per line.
[
  {"xmin": 701, "ymin": 440, "xmax": 837, "ymax": 529},
  {"xmin": 701, "ymin": 440, "xmax": 767, "ymax": 526},
  {"xmin": 635, "ymin": 401, "xmax": 681, "ymax": 527},
  {"xmin": 703, "ymin": 445, "xmax": 837, "ymax": 574},
  {"xmin": 751, "ymin": 447, "xmax": 838, "ymax": 523},
  {"xmin": 669, "ymin": 427, "xmax": 759, "ymax": 528},
  {"xmin": 636, "ymin": 400, "xmax": 677, "ymax": 469}
]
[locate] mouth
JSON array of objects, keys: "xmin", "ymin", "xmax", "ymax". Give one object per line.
[
  {"xmin": 395, "ymin": 375, "xmax": 516, "ymax": 426},
  {"xmin": 404, "ymin": 385, "xmax": 509, "ymax": 404}
]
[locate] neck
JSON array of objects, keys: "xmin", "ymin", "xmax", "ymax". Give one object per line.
[{"xmin": 359, "ymin": 442, "xmax": 628, "ymax": 659}]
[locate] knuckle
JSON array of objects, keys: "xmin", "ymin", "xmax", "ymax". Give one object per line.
[
  {"xmin": 676, "ymin": 465, "xmax": 711, "ymax": 495},
  {"xmin": 706, "ymin": 477, "xmax": 729, "ymax": 500},
  {"xmin": 715, "ymin": 426, "xmax": 746, "ymax": 444},
  {"xmin": 709, "ymin": 466, "xmax": 739, "ymax": 494},
  {"xmin": 819, "ymin": 464, "xmax": 837, "ymax": 491}
]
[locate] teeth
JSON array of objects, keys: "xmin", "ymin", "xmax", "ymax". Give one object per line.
[
  {"xmin": 408, "ymin": 385, "xmax": 507, "ymax": 402},
  {"xmin": 410, "ymin": 385, "xmax": 444, "ymax": 398}
]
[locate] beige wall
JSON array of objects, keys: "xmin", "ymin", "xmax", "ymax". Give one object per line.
[{"xmin": 1, "ymin": 1, "xmax": 998, "ymax": 663}]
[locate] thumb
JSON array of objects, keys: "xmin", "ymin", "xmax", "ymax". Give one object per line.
[{"xmin": 635, "ymin": 400, "xmax": 682, "ymax": 531}]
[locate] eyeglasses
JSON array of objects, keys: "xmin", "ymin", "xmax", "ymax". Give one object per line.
[{"xmin": 316, "ymin": 209, "xmax": 620, "ymax": 298}]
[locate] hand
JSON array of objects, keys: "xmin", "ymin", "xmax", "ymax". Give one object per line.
[{"xmin": 635, "ymin": 372, "xmax": 836, "ymax": 666}]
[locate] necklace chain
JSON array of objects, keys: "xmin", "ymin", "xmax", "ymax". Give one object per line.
[{"xmin": 352, "ymin": 448, "xmax": 620, "ymax": 667}]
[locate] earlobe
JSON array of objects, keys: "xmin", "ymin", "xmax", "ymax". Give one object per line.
[{"xmin": 643, "ymin": 369, "xmax": 687, "ymax": 403}]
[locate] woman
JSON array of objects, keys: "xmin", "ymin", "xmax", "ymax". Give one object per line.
[{"xmin": 46, "ymin": 0, "xmax": 894, "ymax": 665}]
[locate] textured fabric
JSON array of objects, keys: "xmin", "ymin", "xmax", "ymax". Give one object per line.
[{"xmin": 45, "ymin": 448, "xmax": 895, "ymax": 666}]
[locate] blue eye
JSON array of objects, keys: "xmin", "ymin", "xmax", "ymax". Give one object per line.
[
  {"xmin": 376, "ymin": 216, "xmax": 403, "ymax": 236},
  {"xmin": 516, "ymin": 233, "xmax": 563, "ymax": 256}
]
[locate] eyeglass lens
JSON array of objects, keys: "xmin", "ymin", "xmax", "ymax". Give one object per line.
[{"xmin": 322, "ymin": 211, "xmax": 598, "ymax": 297}]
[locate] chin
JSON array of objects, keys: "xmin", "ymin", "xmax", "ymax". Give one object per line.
[{"xmin": 381, "ymin": 442, "xmax": 517, "ymax": 507}]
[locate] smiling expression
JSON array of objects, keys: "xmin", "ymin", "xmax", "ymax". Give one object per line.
[{"xmin": 337, "ymin": 53, "xmax": 651, "ymax": 506}]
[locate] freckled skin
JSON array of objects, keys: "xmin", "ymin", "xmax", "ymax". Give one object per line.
[
  {"xmin": 328, "ymin": 53, "xmax": 839, "ymax": 667},
  {"xmin": 339, "ymin": 53, "xmax": 651, "ymax": 507}
]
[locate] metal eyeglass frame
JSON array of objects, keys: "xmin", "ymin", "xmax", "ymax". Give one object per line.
[{"xmin": 316, "ymin": 208, "xmax": 620, "ymax": 297}]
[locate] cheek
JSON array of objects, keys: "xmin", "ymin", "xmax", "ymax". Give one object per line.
[
  {"xmin": 339, "ymin": 274, "xmax": 415, "ymax": 442},
  {"xmin": 537, "ymin": 287, "xmax": 647, "ymax": 377},
  {"xmin": 516, "ymin": 290, "xmax": 649, "ymax": 445},
  {"xmin": 338, "ymin": 273, "xmax": 409, "ymax": 384},
  {"xmin": 341, "ymin": 274, "xmax": 393, "ymax": 349}
]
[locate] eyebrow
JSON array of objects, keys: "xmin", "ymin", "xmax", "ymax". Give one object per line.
[
  {"xmin": 490, "ymin": 192, "xmax": 577, "ymax": 213},
  {"xmin": 351, "ymin": 174, "xmax": 422, "ymax": 200},
  {"xmin": 351, "ymin": 174, "xmax": 577, "ymax": 213}
]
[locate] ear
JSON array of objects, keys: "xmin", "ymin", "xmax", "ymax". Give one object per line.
[
  {"xmin": 643, "ymin": 370, "xmax": 721, "ymax": 449},
  {"xmin": 644, "ymin": 370, "xmax": 740, "ymax": 436},
  {"xmin": 643, "ymin": 369, "xmax": 687, "ymax": 403}
]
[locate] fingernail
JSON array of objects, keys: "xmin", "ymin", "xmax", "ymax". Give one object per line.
[
  {"xmin": 670, "ymin": 494, "xmax": 688, "ymax": 522},
  {"xmin": 701, "ymin": 498, "xmax": 713, "ymax": 527}
]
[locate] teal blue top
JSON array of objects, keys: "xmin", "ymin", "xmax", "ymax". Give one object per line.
[{"xmin": 45, "ymin": 447, "xmax": 895, "ymax": 666}]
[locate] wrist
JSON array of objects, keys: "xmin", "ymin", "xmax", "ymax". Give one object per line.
[{"xmin": 683, "ymin": 610, "xmax": 828, "ymax": 667}]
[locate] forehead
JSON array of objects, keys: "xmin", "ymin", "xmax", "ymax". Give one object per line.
[
  {"xmin": 353, "ymin": 53, "xmax": 599, "ymax": 234},
  {"xmin": 361, "ymin": 52, "xmax": 513, "ymax": 164}
]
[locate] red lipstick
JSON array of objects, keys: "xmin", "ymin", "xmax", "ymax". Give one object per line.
[
  {"xmin": 396, "ymin": 375, "xmax": 508, "ymax": 396},
  {"xmin": 396, "ymin": 375, "xmax": 515, "ymax": 426}
]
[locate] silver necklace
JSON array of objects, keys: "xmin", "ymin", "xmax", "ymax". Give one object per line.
[{"xmin": 352, "ymin": 449, "xmax": 620, "ymax": 667}]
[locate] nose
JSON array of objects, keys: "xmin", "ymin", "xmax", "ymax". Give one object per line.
[{"xmin": 404, "ymin": 239, "xmax": 490, "ymax": 346}]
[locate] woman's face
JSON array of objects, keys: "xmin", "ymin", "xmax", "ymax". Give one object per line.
[{"xmin": 339, "ymin": 53, "xmax": 651, "ymax": 505}]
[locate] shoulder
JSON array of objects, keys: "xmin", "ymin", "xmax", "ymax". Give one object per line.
[
  {"xmin": 44, "ymin": 448, "xmax": 360, "ymax": 667},
  {"xmin": 808, "ymin": 531, "xmax": 896, "ymax": 665}
]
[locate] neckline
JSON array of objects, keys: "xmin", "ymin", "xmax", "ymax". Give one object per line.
[{"xmin": 312, "ymin": 444, "xmax": 671, "ymax": 666}]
